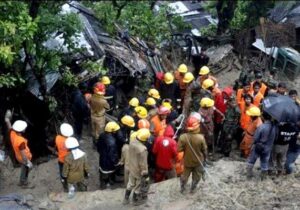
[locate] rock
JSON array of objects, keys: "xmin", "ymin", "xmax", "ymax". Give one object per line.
[{"xmin": 38, "ymin": 200, "xmax": 57, "ymax": 210}]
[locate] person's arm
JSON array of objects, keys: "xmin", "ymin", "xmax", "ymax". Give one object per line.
[
  {"xmin": 177, "ymin": 135, "xmax": 185, "ymax": 152},
  {"xmin": 139, "ymin": 149, "xmax": 149, "ymax": 176},
  {"xmin": 253, "ymin": 125, "xmax": 263, "ymax": 144},
  {"xmin": 214, "ymin": 106, "xmax": 225, "ymax": 121},
  {"xmin": 4, "ymin": 110, "xmax": 12, "ymax": 130},
  {"xmin": 200, "ymin": 137, "xmax": 208, "ymax": 161},
  {"xmin": 62, "ymin": 158, "xmax": 69, "ymax": 178}
]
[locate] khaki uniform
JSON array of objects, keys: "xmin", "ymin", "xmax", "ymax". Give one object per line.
[
  {"xmin": 90, "ymin": 94, "xmax": 110, "ymax": 139},
  {"xmin": 62, "ymin": 153, "xmax": 89, "ymax": 191},
  {"xmin": 126, "ymin": 139, "xmax": 148, "ymax": 194},
  {"xmin": 178, "ymin": 131, "xmax": 207, "ymax": 185},
  {"xmin": 120, "ymin": 144, "xmax": 130, "ymax": 186}
]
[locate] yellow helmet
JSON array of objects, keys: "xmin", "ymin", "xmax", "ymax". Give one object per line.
[
  {"xmin": 105, "ymin": 121, "xmax": 120, "ymax": 132},
  {"xmin": 101, "ymin": 76, "xmax": 111, "ymax": 85},
  {"xmin": 183, "ymin": 72, "xmax": 194, "ymax": 83},
  {"xmin": 129, "ymin": 97, "xmax": 139, "ymax": 107},
  {"xmin": 246, "ymin": 106, "xmax": 261, "ymax": 117},
  {"xmin": 148, "ymin": 88, "xmax": 160, "ymax": 99},
  {"xmin": 145, "ymin": 97, "xmax": 156, "ymax": 106},
  {"xmin": 134, "ymin": 106, "xmax": 148, "ymax": 119},
  {"xmin": 202, "ymin": 78, "xmax": 214, "ymax": 89},
  {"xmin": 130, "ymin": 131, "xmax": 138, "ymax": 141},
  {"xmin": 200, "ymin": 97, "xmax": 215, "ymax": 108},
  {"xmin": 164, "ymin": 72, "xmax": 174, "ymax": 84},
  {"xmin": 121, "ymin": 115, "xmax": 135, "ymax": 128},
  {"xmin": 136, "ymin": 128, "xmax": 151, "ymax": 142},
  {"xmin": 178, "ymin": 64, "xmax": 188, "ymax": 73},
  {"xmin": 162, "ymin": 101, "xmax": 172, "ymax": 110},
  {"xmin": 199, "ymin": 66, "xmax": 210, "ymax": 75}
]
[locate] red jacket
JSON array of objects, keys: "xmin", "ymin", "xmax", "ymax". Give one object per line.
[
  {"xmin": 213, "ymin": 87, "xmax": 226, "ymax": 124},
  {"xmin": 152, "ymin": 125, "xmax": 177, "ymax": 170}
]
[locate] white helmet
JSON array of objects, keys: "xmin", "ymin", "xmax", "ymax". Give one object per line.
[
  {"xmin": 12, "ymin": 120, "xmax": 28, "ymax": 132},
  {"xmin": 189, "ymin": 112, "xmax": 202, "ymax": 122},
  {"xmin": 65, "ymin": 137, "xmax": 79, "ymax": 149},
  {"xmin": 60, "ymin": 123, "xmax": 74, "ymax": 137}
]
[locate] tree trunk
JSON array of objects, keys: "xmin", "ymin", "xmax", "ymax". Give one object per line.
[{"xmin": 216, "ymin": 0, "xmax": 237, "ymax": 35}]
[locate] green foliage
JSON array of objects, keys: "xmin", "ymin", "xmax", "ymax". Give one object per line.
[
  {"xmin": 80, "ymin": 59, "xmax": 108, "ymax": 75},
  {"xmin": 89, "ymin": 1, "xmax": 189, "ymax": 44},
  {"xmin": 47, "ymin": 96, "xmax": 58, "ymax": 113},
  {"xmin": 200, "ymin": 24, "xmax": 217, "ymax": 37},
  {"xmin": 230, "ymin": 0, "xmax": 275, "ymax": 30},
  {"xmin": 61, "ymin": 68, "xmax": 79, "ymax": 87},
  {"xmin": 0, "ymin": 73, "xmax": 25, "ymax": 88},
  {"xmin": 202, "ymin": 1, "xmax": 218, "ymax": 18}
]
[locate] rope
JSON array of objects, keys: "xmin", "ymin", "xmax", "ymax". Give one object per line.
[{"xmin": 185, "ymin": 135, "xmax": 248, "ymax": 210}]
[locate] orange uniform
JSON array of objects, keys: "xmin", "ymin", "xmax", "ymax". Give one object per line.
[
  {"xmin": 240, "ymin": 117, "xmax": 262, "ymax": 157},
  {"xmin": 239, "ymin": 102, "xmax": 256, "ymax": 131},
  {"xmin": 250, "ymin": 81, "xmax": 267, "ymax": 96},
  {"xmin": 55, "ymin": 135, "xmax": 69, "ymax": 163},
  {"xmin": 10, "ymin": 130, "xmax": 32, "ymax": 163},
  {"xmin": 252, "ymin": 91, "xmax": 264, "ymax": 107},
  {"xmin": 236, "ymin": 89, "xmax": 251, "ymax": 106},
  {"xmin": 175, "ymin": 152, "xmax": 184, "ymax": 176},
  {"xmin": 150, "ymin": 115, "xmax": 167, "ymax": 137}
]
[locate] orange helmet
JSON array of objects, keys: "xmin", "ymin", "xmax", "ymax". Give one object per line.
[
  {"xmin": 94, "ymin": 82, "xmax": 105, "ymax": 95},
  {"xmin": 138, "ymin": 119, "xmax": 150, "ymax": 129},
  {"xmin": 157, "ymin": 106, "xmax": 171, "ymax": 115},
  {"xmin": 186, "ymin": 116, "xmax": 200, "ymax": 131}
]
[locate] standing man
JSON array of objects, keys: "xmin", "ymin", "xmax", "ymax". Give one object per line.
[
  {"xmin": 90, "ymin": 82, "xmax": 110, "ymax": 145},
  {"xmin": 10, "ymin": 120, "xmax": 33, "ymax": 188},
  {"xmin": 101, "ymin": 76, "xmax": 117, "ymax": 115},
  {"xmin": 150, "ymin": 106, "xmax": 171, "ymax": 137},
  {"xmin": 123, "ymin": 128, "xmax": 151, "ymax": 205},
  {"xmin": 178, "ymin": 116, "xmax": 208, "ymax": 193},
  {"xmin": 158, "ymin": 72, "xmax": 181, "ymax": 108}
]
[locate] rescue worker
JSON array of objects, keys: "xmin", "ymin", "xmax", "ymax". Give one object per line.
[
  {"xmin": 249, "ymin": 72, "xmax": 267, "ymax": 96},
  {"xmin": 288, "ymin": 89, "xmax": 299, "ymax": 104},
  {"xmin": 55, "ymin": 123, "xmax": 74, "ymax": 191},
  {"xmin": 144, "ymin": 97, "xmax": 157, "ymax": 120},
  {"xmin": 202, "ymin": 78, "xmax": 226, "ymax": 146},
  {"xmin": 150, "ymin": 106, "xmax": 171, "ymax": 137},
  {"xmin": 198, "ymin": 66, "xmax": 218, "ymax": 88},
  {"xmin": 178, "ymin": 116, "xmax": 208, "ymax": 193},
  {"xmin": 158, "ymin": 72, "xmax": 181, "ymax": 108},
  {"xmin": 181, "ymin": 72, "xmax": 196, "ymax": 116},
  {"xmin": 101, "ymin": 76, "xmax": 117, "ymax": 115},
  {"xmin": 219, "ymin": 96, "xmax": 240, "ymax": 157},
  {"xmin": 240, "ymin": 106, "xmax": 262, "ymax": 158},
  {"xmin": 134, "ymin": 106, "xmax": 148, "ymax": 129},
  {"xmin": 152, "ymin": 125, "xmax": 177, "ymax": 182},
  {"xmin": 62, "ymin": 137, "xmax": 89, "ymax": 197},
  {"xmin": 174, "ymin": 64, "xmax": 189, "ymax": 101},
  {"xmin": 247, "ymin": 112, "xmax": 277, "ymax": 180},
  {"xmin": 285, "ymin": 132, "xmax": 300, "ymax": 174},
  {"xmin": 138, "ymin": 119, "xmax": 151, "ymax": 129},
  {"xmin": 148, "ymin": 88, "xmax": 161, "ymax": 104},
  {"xmin": 90, "ymin": 82, "xmax": 110, "ymax": 145},
  {"xmin": 97, "ymin": 122, "xmax": 120, "ymax": 189},
  {"xmin": 236, "ymin": 81, "xmax": 251, "ymax": 107},
  {"xmin": 120, "ymin": 115, "xmax": 135, "ymax": 143},
  {"xmin": 118, "ymin": 97, "xmax": 140, "ymax": 121},
  {"xmin": 251, "ymin": 81, "xmax": 264, "ymax": 107},
  {"xmin": 10, "ymin": 120, "xmax": 33, "ymax": 188},
  {"xmin": 123, "ymin": 128, "xmax": 151, "ymax": 205}
]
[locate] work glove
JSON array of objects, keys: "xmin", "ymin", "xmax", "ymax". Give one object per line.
[{"xmin": 26, "ymin": 160, "xmax": 33, "ymax": 169}]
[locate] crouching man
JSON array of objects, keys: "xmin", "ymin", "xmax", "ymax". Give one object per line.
[{"xmin": 123, "ymin": 128, "xmax": 151, "ymax": 205}]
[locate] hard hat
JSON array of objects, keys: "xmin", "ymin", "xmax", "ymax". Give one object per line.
[
  {"xmin": 105, "ymin": 121, "xmax": 120, "ymax": 132},
  {"xmin": 101, "ymin": 76, "xmax": 111, "ymax": 85},
  {"xmin": 162, "ymin": 101, "xmax": 172, "ymax": 110},
  {"xmin": 148, "ymin": 88, "xmax": 160, "ymax": 99},
  {"xmin": 121, "ymin": 115, "xmax": 135, "ymax": 128},
  {"xmin": 202, "ymin": 78, "xmax": 214, "ymax": 89},
  {"xmin": 189, "ymin": 112, "xmax": 202, "ymax": 122},
  {"xmin": 145, "ymin": 97, "xmax": 156, "ymax": 106},
  {"xmin": 157, "ymin": 106, "xmax": 171, "ymax": 115},
  {"xmin": 130, "ymin": 131, "xmax": 138, "ymax": 141},
  {"xmin": 138, "ymin": 119, "xmax": 150, "ymax": 129},
  {"xmin": 129, "ymin": 97, "xmax": 139, "ymax": 107},
  {"xmin": 246, "ymin": 106, "xmax": 261, "ymax": 117},
  {"xmin": 186, "ymin": 116, "xmax": 200, "ymax": 131},
  {"xmin": 134, "ymin": 106, "xmax": 148, "ymax": 119},
  {"xmin": 199, "ymin": 66, "xmax": 210, "ymax": 75},
  {"xmin": 60, "ymin": 123, "xmax": 74, "ymax": 137},
  {"xmin": 94, "ymin": 82, "xmax": 106, "ymax": 95},
  {"xmin": 200, "ymin": 97, "xmax": 215, "ymax": 108},
  {"xmin": 65, "ymin": 137, "xmax": 79, "ymax": 149},
  {"xmin": 178, "ymin": 64, "xmax": 188, "ymax": 73},
  {"xmin": 222, "ymin": 86, "xmax": 233, "ymax": 98},
  {"xmin": 183, "ymin": 72, "xmax": 194, "ymax": 83},
  {"xmin": 12, "ymin": 120, "xmax": 27, "ymax": 132},
  {"xmin": 164, "ymin": 72, "xmax": 174, "ymax": 84},
  {"xmin": 136, "ymin": 128, "xmax": 151, "ymax": 142}
]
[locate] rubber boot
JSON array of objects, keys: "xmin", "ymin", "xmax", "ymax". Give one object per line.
[
  {"xmin": 180, "ymin": 179, "xmax": 186, "ymax": 194},
  {"xmin": 132, "ymin": 193, "xmax": 142, "ymax": 206},
  {"xmin": 190, "ymin": 180, "xmax": 199, "ymax": 193},
  {"xmin": 122, "ymin": 190, "xmax": 131, "ymax": 205},
  {"xmin": 260, "ymin": 170, "xmax": 268, "ymax": 181},
  {"xmin": 61, "ymin": 178, "xmax": 68, "ymax": 192},
  {"xmin": 246, "ymin": 166, "xmax": 253, "ymax": 179}
]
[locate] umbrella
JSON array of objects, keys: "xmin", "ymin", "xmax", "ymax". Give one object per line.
[{"xmin": 262, "ymin": 95, "xmax": 300, "ymax": 123}]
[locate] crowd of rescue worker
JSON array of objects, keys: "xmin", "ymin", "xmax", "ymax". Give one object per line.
[{"xmin": 6, "ymin": 62, "xmax": 300, "ymax": 205}]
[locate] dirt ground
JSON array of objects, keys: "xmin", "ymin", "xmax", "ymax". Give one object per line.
[{"xmin": 0, "ymin": 67, "xmax": 300, "ymax": 210}]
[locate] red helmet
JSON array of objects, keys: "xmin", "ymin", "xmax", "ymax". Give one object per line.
[
  {"xmin": 186, "ymin": 116, "xmax": 200, "ymax": 131},
  {"xmin": 138, "ymin": 119, "xmax": 150, "ymax": 129},
  {"xmin": 222, "ymin": 86, "xmax": 233, "ymax": 98},
  {"xmin": 94, "ymin": 82, "xmax": 105, "ymax": 95},
  {"xmin": 157, "ymin": 106, "xmax": 171, "ymax": 115}
]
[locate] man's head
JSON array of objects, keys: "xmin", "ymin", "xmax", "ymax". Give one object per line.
[
  {"xmin": 253, "ymin": 81, "xmax": 261, "ymax": 94},
  {"xmin": 277, "ymin": 82, "xmax": 287, "ymax": 95},
  {"xmin": 289, "ymin": 89, "xmax": 298, "ymax": 101},
  {"xmin": 255, "ymin": 71, "xmax": 263, "ymax": 82},
  {"xmin": 242, "ymin": 81, "xmax": 251, "ymax": 92},
  {"xmin": 243, "ymin": 94, "xmax": 253, "ymax": 105},
  {"xmin": 157, "ymin": 106, "xmax": 171, "ymax": 120}
]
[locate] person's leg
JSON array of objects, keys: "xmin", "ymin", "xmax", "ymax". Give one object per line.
[
  {"xmin": 278, "ymin": 145, "xmax": 289, "ymax": 174},
  {"xmin": 19, "ymin": 164, "xmax": 29, "ymax": 185},
  {"xmin": 260, "ymin": 151, "xmax": 271, "ymax": 180},
  {"xmin": 190, "ymin": 166, "xmax": 203, "ymax": 193},
  {"xmin": 165, "ymin": 168, "xmax": 176, "ymax": 180},
  {"xmin": 180, "ymin": 167, "xmax": 192, "ymax": 193},
  {"xmin": 58, "ymin": 162, "xmax": 68, "ymax": 191},
  {"xmin": 247, "ymin": 148, "xmax": 258, "ymax": 178},
  {"xmin": 285, "ymin": 147, "xmax": 300, "ymax": 174},
  {"xmin": 77, "ymin": 181, "xmax": 87, "ymax": 192}
]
